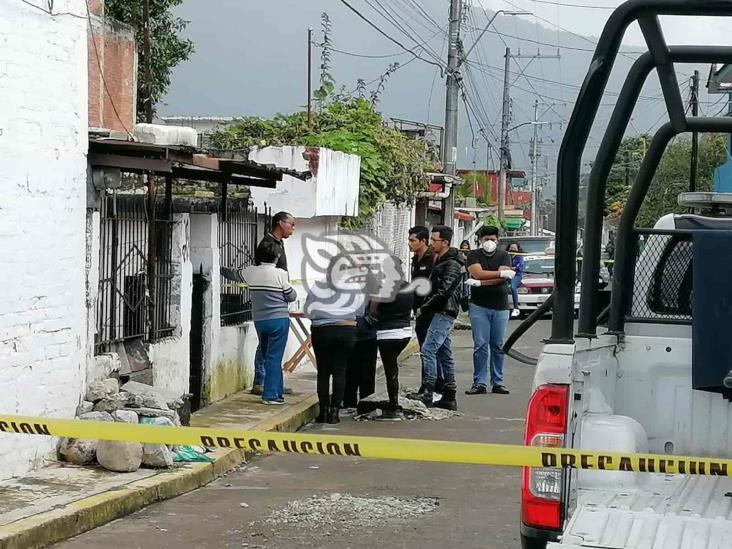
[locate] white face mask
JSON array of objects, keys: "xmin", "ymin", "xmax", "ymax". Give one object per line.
[{"xmin": 482, "ymin": 240, "xmax": 497, "ymax": 254}]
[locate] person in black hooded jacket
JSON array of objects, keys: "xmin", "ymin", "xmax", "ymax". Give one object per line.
[{"xmin": 407, "ymin": 225, "xmax": 465, "ymax": 410}]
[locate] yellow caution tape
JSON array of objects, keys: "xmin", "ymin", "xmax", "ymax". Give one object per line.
[{"xmin": 0, "ymin": 415, "xmax": 729, "ymax": 476}]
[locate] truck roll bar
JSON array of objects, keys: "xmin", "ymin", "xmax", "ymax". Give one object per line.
[{"xmin": 551, "ymin": 0, "xmax": 732, "ymax": 343}]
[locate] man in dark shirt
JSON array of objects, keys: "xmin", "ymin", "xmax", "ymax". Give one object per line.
[
  {"xmin": 255, "ymin": 211, "xmax": 295, "ymax": 270},
  {"xmin": 408, "ymin": 226, "xmax": 434, "ymax": 345},
  {"xmin": 251, "ymin": 211, "xmax": 295, "ymax": 394},
  {"xmin": 464, "ymin": 225, "xmax": 515, "ymax": 395}
]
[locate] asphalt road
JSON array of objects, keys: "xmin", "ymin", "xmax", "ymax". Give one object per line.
[{"xmin": 58, "ymin": 319, "xmax": 550, "ymax": 549}]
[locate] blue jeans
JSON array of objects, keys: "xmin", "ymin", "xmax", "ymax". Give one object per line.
[
  {"xmin": 254, "ymin": 318, "xmax": 289, "ymax": 401},
  {"xmin": 469, "ymin": 304, "xmax": 510, "ymax": 387},
  {"xmin": 416, "ymin": 313, "xmax": 444, "ymax": 386},
  {"xmin": 253, "ymin": 346, "xmax": 265, "ymax": 386},
  {"xmin": 420, "ymin": 313, "xmax": 456, "ymax": 390},
  {"xmin": 510, "ymin": 275, "xmax": 523, "ymax": 309}
]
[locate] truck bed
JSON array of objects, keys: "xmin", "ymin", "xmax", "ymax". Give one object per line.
[{"xmin": 549, "ymin": 475, "xmax": 732, "ymax": 549}]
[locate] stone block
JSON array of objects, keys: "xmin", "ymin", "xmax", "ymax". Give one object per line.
[
  {"xmin": 78, "ymin": 411, "xmax": 113, "ymax": 422},
  {"xmin": 76, "ymin": 401, "xmax": 94, "ymax": 415},
  {"xmin": 58, "ymin": 438, "xmax": 96, "ymax": 465},
  {"xmin": 124, "ymin": 406, "xmax": 177, "ymax": 421},
  {"xmin": 133, "ymin": 123, "xmax": 198, "ymax": 147},
  {"xmin": 96, "ymin": 440, "xmax": 143, "ymax": 472},
  {"xmin": 93, "ymin": 392, "xmax": 128, "ymax": 413},
  {"xmin": 90, "ymin": 353, "xmax": 121, "ymax": 381},
  {"xmin": 86, "ymin": 378, "xmax": 119, "ymax": 403},
  {"xmin": 112, "ymin": 410, "xmax": 139, "ymax": 423},
  {"xmin": 142, "ymin": 443, "xmax": 174, "ymax": 468}
]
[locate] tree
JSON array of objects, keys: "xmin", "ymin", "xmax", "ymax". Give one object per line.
[
  {"xmin": 209, "ymin": 13, "xmax": 436, "ymax": 229},
  {"xmin": 601, "ymin": 133, "xmax": 727, "ymax": 226},
  {"xmin": 105, "ymin": 0, "xmax": 194, "ymax": 121},
  {"xmin": 456, "ymin": 171, "xmax": 491, "ymax": 205},
  {"xmin": 636, "ymin": 133, "xmax": 727, "ymax": 226}
]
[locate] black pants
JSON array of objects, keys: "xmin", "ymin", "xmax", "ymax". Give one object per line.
[
  {"xmin": 344, "ymin": 337, "xmax": 377, "ymax": 407},
  {"xmin": 311, "ymin": 325, "xmax": 356, "ymax": 408},
  {"xmin": 378, "ymin": 338, "xmax": 411, "ymax": 407}
]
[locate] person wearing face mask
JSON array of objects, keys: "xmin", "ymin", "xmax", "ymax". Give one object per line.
[{"xmin": 464, "ymin": 225, "xmax": 514, "ymax": 395}]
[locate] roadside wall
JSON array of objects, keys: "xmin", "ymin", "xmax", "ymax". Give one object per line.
[{"xmin": 0, "ymin": 0, "xmax": 89, "ymax": 480}]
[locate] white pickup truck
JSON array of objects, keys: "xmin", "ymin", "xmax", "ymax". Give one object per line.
[{"xmin": 511, "ymin": 2, "xmax": 732, "ymax": 547}]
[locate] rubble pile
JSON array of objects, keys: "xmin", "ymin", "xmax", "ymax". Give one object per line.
[
  {"xmin": 259, "ymin": 493, "xmax": 439, "ymax": 530},
  {"xmin": 354, "ymin": 392, "xmax": 459, "ymax": 421},
  {"xmin": 57, "ymin": 378, "xmax": 193, "ymax": 473}
]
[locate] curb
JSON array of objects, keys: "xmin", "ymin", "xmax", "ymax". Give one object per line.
[{"xmin": 0, "ymin": 395, "xmax": 319, "ymax": 549}]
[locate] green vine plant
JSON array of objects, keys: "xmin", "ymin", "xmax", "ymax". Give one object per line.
[{"xmin": 209, "ymin": 12, "xmax": 438, "ymax": 229}]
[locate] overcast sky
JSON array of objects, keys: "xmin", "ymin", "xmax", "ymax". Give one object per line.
[
  {"xmin": 161, "ymin": 1, "xmax": 731, "ymax": 192},
  {"xmin": 477, "ymin": 0, "xmax": 731, "ymax": 47}
]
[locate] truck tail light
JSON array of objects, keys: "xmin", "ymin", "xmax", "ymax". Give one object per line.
[{"xmin": 521, "ymin": 384, "xmax": 569, "ymax": 531}]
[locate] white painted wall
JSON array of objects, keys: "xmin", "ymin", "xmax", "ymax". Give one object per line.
[
  {"xmin": 150, "ymin": 214, "xmax": 193, "ymax": 395},
  {"xmin": 0, "ymin": 0, "xmax": 88, "ymax": 480},
  {"xmin": 248, "ymin": 146, "xmax": 360, "ymax": 218}
]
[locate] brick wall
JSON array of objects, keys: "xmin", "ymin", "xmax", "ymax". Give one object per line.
[
  {"xmin": 0, "ymin": 0, "xmax": 89, "ymax": 480},
  {"xmin": 88, "ymin": 5, "xmax": 136, "ymax": 132}
]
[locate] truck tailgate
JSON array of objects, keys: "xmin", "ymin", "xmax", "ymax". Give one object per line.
[{"xmin": 548, "ymin": 475, "xmax": 732, "ymax": 549}]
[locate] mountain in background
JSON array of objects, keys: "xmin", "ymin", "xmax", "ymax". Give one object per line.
[{"xmin": 161, "ymin": 0, "xmax": 718, "ymax": 195}]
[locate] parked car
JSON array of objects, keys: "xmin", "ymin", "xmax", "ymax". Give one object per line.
[
  {"xmin": 499, "ymin": 236, "xmax": 554, "ymax": 255},
  {"xmin": 514, "ymin": 255, "xmax": 580, "ymax": 317}
]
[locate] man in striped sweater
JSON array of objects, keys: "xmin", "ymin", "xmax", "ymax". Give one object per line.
[{"xmin": 221, "ymin": 241, "xmax": 297, "ymax": 405}]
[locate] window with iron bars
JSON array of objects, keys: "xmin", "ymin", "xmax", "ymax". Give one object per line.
[
  {"xmin": 218, "ymin": 199, "xmax": 268, "ymax": 326},
  {"xmin": 95, "ymin": 192, "xmax": 175, "ymax": 354}
]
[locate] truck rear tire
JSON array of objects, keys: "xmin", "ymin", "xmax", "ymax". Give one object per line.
[{"xmin": 521, "ymin": 534, "xmax": 547, "ymax": 549}]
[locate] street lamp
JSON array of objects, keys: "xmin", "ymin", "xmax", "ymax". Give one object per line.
[{"xmin": 460, "ymin": 10, "xmax": 532, "ymax": 65}]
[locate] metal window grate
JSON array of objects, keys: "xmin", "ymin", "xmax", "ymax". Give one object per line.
[
  {"xmin": 95, "ymin": 192, "xmax": 175, "ymax": 354},
  {"xmin": 218, "ymin": 199, "xmax": 262, "ymax": 326},
  {"xmin": 629, "ymin": 231, "xmax": 693, "ymax": 322}
]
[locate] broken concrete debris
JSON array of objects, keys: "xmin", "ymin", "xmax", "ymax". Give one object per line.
[
  {"xmin": 112, "ymin": 410, "xmax": 139, "ymax": 424},
  {"xmin": 58, "ymin": 438, "xmax": 97, "ymax": 466},
  {"xmin": 354, "ymin": 393, "xmax": 459, "ymax": 421},
  {"xmin": 58, "ymin": 378, "xmax": 193, "ymax": 473},
  {"xmin": 142, "ymin": 443, "xmax": 174, "ymax": 468},
  {"xmin": 85, "ymin": 378, "xmax": 119, "ymax": 403}
]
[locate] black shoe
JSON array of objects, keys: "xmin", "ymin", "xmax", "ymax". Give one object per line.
[
  {"xmin": 328, "ymin": 406, "xmax": 341, "ymax": 424},
  {"xmin": 434, "ymin": 379, "xmax": 445, "ymax": 395},
  {"xmin": 378, "ymin": 408, "xmax": 402, "ymax": 421},
  {"xmin": 434, "ymin": 388, "xmax": 457, "ymax": 411},
  {"xmin": 492, "ymin": 385, "xmax": 510, "ymax": 395},
  {"xmin": 405, "ymin": 384, "xmax": 426, "ymax": 400},
  {"xmin": 416, "ymin": 383, "xmax": 435, "ymax": 407},
  {"xmin": 315, "ymin": 406, "xmax": 329, "ymax": 423},
  {"xmin": 465, "ymin": 385, "xmax": 488, "ymax": 395}
]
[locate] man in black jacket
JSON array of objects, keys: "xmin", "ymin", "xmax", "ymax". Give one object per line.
[{"xmin": 409, "ymin": 225, "xmax": 464, "ymax": 410}]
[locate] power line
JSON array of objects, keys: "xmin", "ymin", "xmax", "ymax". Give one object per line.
[
  {"xmin": 528, "ymin": 0, "xmax": 615, "ymax": 9},
  {"xmin": 19, "ymin": 0, "xmax": 86, "ymax": 18},
  {"xmin": 362, "ymin": 0, "xmax": 445, "ymax": 64},
  {"xmin": 329, "ymin": 25, "xmax": 446, "ymax": 59},
  {"xmin": 337, "ymin": 0, "xmax": 445, "ymax": 71}
]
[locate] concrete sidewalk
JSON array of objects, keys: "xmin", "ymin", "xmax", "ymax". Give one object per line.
[
  {"xmin": 0, "ymin": 370, "xmax": 320, "ymax": 549},
  {"xmin": 0, "ymin": 338, "xmax": 420, "ymax": 549}
]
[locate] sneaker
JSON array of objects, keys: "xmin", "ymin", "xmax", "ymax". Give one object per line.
[
  {"xmin": 251, "ymin": 384, "xmax": 264, "ymax": 396},
  {"xmin": 511, "ymin": 308, "xmax": 521, "ymax": 318},
  {"xmin": 491, "ymin": 385, "xmax": 510, "ymax": 395},
  {"xmin": 263, "ymin": 399, "xmax": 285, "ymax": 405},
  {"xmin": 465, "ymin": 385, "xmax": 488, "ymax": 395}
]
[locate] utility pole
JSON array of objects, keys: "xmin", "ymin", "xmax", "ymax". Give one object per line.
[
  {"xmin": 529, "ymin": 100, "xmax": 539, "ymax": 236},
  {"xmin": 498, "ymin": 47, "xmax": 511, "ymax": 222},
  {"xmin": 442, "ymin": 0, "xmax": 462, "ymax": 227},
  {"xmin": 498, "ymin": 48, "xmax": 560, "ymax": 223},
  {"xmin": 690, "ymin": 70, "xmax": 699, "ymax": 192},
  {"xmin": 307, "ymin": 28, "xmax": 313, "ymax": 131},
  {"xmin": 142, "ymin": 0, "xmax": 153, "ymax": 123}
]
